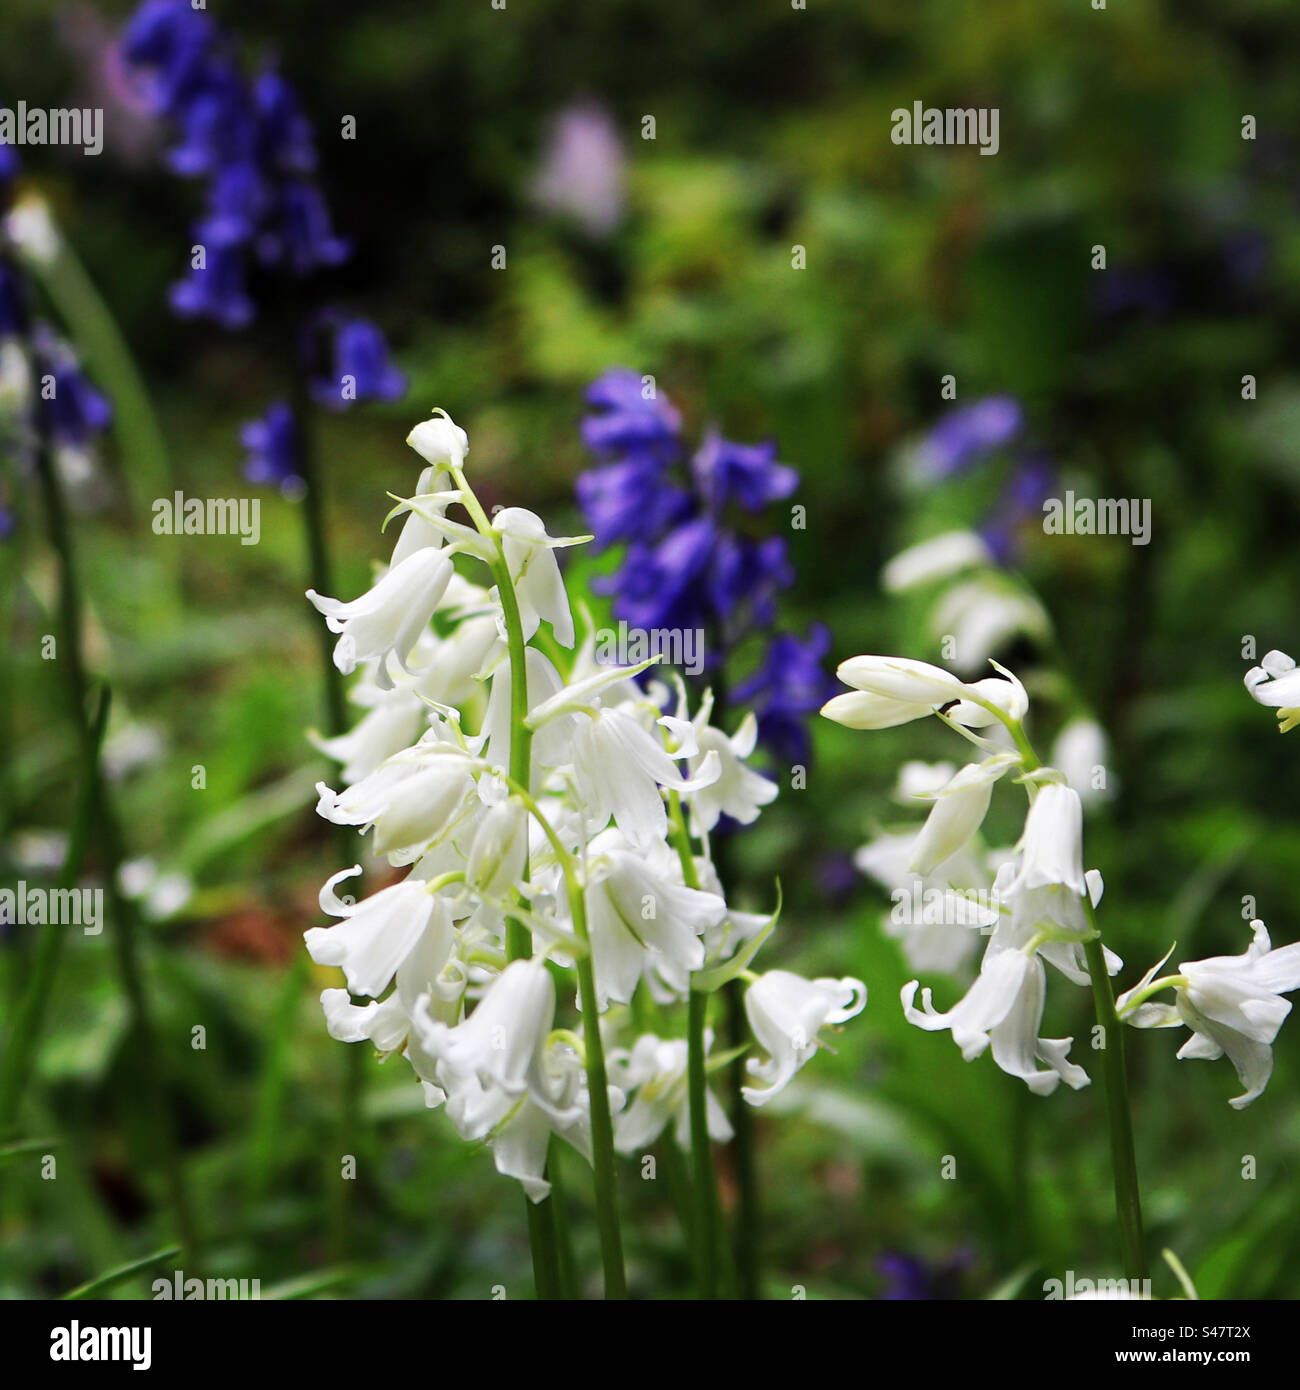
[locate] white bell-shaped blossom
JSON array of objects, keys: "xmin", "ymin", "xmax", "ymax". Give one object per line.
[
  {"xmin": 308, "ymin": 546, "xmax": 454, "ymax": 677},
  {"xmin": 741, "ymin": 970, "xmax": 867, "ymax": 1106},
  {"xmin": 908, "ymin": 755, "xmax": 1017, "ymax": 876},
  {"xmin": 681, "ymin": 693, "xmax": 777, "ymax": 833},
  {"xmin": 305, "ymin": 867, "xmax": 441, "ymax": 998},
  {"xmin": 406, "ymin": 411, "xmax": 469, "ymax": 470},
  {"xmin": 492, "ymin": 507, "xmax": 584, "ymax": 648},
  {"xmin": 416, "ymin": 957, "xmax": 556, "ymax": 1096},
  {"xmin": 584, "ymin": 829, "xmax": 727, "ymax": 1007},
  {"xmin": 301, "ymin": 407, "xmax": 861, "ymax": 1224},
  {"xmin": 316, "ymin": 732, "xmax": 479, "ymax": 863},
  {"xmin": 855, "ymin": 830, "xmax": 1001, "ymax": 977},
  {"xmin": 608, "ymin": 1032, "xmax": 732, "ymax": 1152},
  {"xmin": 881, "ymin": 530, "xmax": 994, "ymax": 594},
  {"xmin": 821, "ymin": 654, "xmax": 969, "ymax": 730},
  {"xmin": 902, "ymin": 938, "xmax": 1089, "ymax": 1096},
  {"xmin": 1120, "ymin": 920, "xmax": 1300, "ymax": 1108},
  {"xmin": 1244, "ymin": 649, "xmax": 1300, "ymax": 733}
]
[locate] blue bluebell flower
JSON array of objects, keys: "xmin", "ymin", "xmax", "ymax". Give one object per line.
[
  {"xmin": 691, "ymin": 430, "xmax": 797, "ymax": 512},
  {"xmin": 916, "ymin": 397, "xmax": 1057, "ymax": 563},
  {"xmin": 121, "ymin": 0, "xmax": 405, "ymax": 460},
  {"xmin": 581, "ymin": 368, "xmax": 682, "ymax": 460},
  {"xmin": 253, "ymin": 69, "xmax": 319, "ymax": 175},
  {"xmin": 34, "ymin": 327, "xmax": 112, "ymax": 445},
  {"xmin": 164, "ymin": 62, "xmax": 257, "ymax": 177},
  {"xmin": 0, "ymin": 261, "xmax": 28, "ymax": 338},
  {"xmin": 240, "ymin": 400, "xmax": 300, "ymax": 489},
  {"xmin": 876, "ymin": 1250, "xmax": 971, "ymax": 1301},
  {"xmin": 119, "ymin": 0, "xmax": 215, "ymax": 120},
  {"xmin": 578, "ymin": 368, "xmax": 829, "ymax": 762},
  {"xmin": 259, "ymin": 180, "xmax": 350, "ymax": 276},
  {"xmin": 168, "ymin": 240, "xmax": 254, "ymax": 330},
  {"xmin": 575, "ymin": 454, "xmax": 691, "ymax": 547},
  {"xmin": 982, "ymin": 453, "xmax": 1056, "ymax": 564},
  {"xmin": 918, "ymin": 396, "xmax": 1022, "ymax": 478},
  {"xmin": 122, "ymin": 5, "xmax": 366, "ymax": 316},
  {"xmin": 0, "ymin": 141, "xmax": 20, "ymax": 213},
  {"xmin": 309, "ymin": 315, "xmax": 407, "ymax": 410},
  {"xmin": 731, "ymin": 624, "xmax": 837, "ymax": 767}
]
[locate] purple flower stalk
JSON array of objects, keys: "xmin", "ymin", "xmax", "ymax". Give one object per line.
[
  {"xmin": 119, "ymin": 0, "xmax": 405, "ymax": 482},
  {"xmin": 577, "ymin": 368, "xmax": 834, "ymax": 763}
]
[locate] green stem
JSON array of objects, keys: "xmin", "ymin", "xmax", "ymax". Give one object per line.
[
  {"xmin": 447, "ymin": 463, "xmax": 566, "ymax": 1296},
  {"xmin": 29, "ymin": 406, "xmax": 198, "ymax": 1262},
  {"xmin": 1083, "ymin": 924, "xmax": 1146, "ymax": 1280},
  {"xmin": 291, "ymin": 391, "xmax": 365, "ymax": 1262},
  {"xmin": 667, "ymin": 791, "xmax": 724, "ymax": 1298},
  {"xmin": 545, "ymin": 1142, "xmax": 579, "ymax": 1299},
  {"xmin": 977, "ymin": 710, "xmax": 1145, "ymax": 1279},
  {"xmin": 0, "ymin": 687, "xmax": 106, "ymax": 1129},
  {"xmin": 570, "ymin": 895, "xmax": 628, "ymax": 1298},
  {"xmin": 503, "ymin": 773, "xmax": 626, "ymax": 1297},
  {"xmin": 725, "ymin": 974, "xmax": 760, "ymax": 1297},
  {"xmin": 687, "ymin": 985, "xmax": 720, "ymax": 1299},
  {"xmin": 705, "ymin": 667, "xmax": 762, "ymax": 1298},
  {"xmin": 33, "ymin": 235, "xmax": 173, "ymax": 508}
]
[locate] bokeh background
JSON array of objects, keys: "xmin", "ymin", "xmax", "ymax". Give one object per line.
[{"xmin": 3, "ymin": 0, "xmax": 1300, "ymax": 1299}]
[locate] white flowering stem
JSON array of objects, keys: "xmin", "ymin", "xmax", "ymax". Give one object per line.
[
  {"xmin": 668, "ymin": 791, "xmax": 725, "ymax": 1298},
  {"xmin": 498, "ymin": 773, "xmax": 627, "ymax": 1298},
  {"xmin": 448, "ymin": 463, "xmax": 534, "ymax": 960},
  {"xmin": 994, "ymin": 712, "xmax": 1147, "ymax": 1280},
  {"xmin": 447, "ymin": 468, "xmax": 575, "ymax": 1298},
  {"xmin": 570, "ymin": 890, "xmax": 629, "ymax": 1297}
]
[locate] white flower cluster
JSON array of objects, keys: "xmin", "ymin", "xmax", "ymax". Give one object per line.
[
  {"xmin": 302, "ymin": 411, "xmax": 865, "ymax": 1203},
  {"xmin": 825, "ymin": 652, "xmax": 1300, "ymax": 1108},
  {"xmin": 824, "ymin": 654, "xmax": 1109, "ymax": 1096}
]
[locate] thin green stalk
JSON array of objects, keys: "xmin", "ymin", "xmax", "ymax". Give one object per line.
[
  {"xmin": 0, "ymin": 687, "xmax": 106, "ymax": 1129},
  {"xmin": 31, "ymin": 235, "xmax": 173, "ymax": 510},
  {"xmin": 724, "ymin": 974, "xmax": 760, "ymax": 1296},
  {"xmin": 703, "ymin": 663, "xmax": 762, "ymax": 1298},
  {"xmin": 1083, "ymin": 923, "xmax": 1146, "ymax": 1279},
  {"xmin": 291, "ymin": 394, "xmax": 367, "ymax": 1261},
  {"xmin": 449, "ymin": 460, "xmax": 567, "ymax": 1297},
  {"xmin": 570, "ymin": 895, "xmax": 628, "ymax": 1299},
  {"xmin": 687, "ymin": 985, "xmax": 720, "ymax": 1299},
  {"xmin": 29, "ymin": 411, "xmax": 198, "ymax": 1261},
  {"xmin": 497, "ymin": 773, "xmax": 628, "ymax": 1298},
  {"xmin": 30, "ymin": 230, "xmax": 182, "ymax": 623},
  {"xmin": 546, "ymin": 1142, "xmax": 579, "ymax": 1299},
  {"xmin": 993, "ymin": 711, "xmax": 1146, "ymax": 1280},
  {"xmin": 667, "ymin": 791, "xmax": 724, "ymax": 1298}
]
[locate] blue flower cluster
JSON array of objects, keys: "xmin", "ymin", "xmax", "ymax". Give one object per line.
[
  {"xmin": 0, "ymin": 147, "xmax": 112, "ymax": 536},
  {"xmin": 119, "ymin": 2, "xmax": 405, "ymax": 489},
  {"xmin": 916, "ymin": 396, "xmax": 1055, "ymax": 563},
  {"xmin": 577, "ymin": 368, "xmax": 834, "ymax": 764}
]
